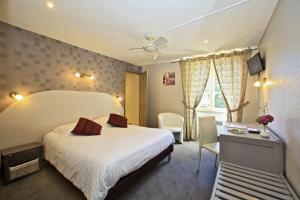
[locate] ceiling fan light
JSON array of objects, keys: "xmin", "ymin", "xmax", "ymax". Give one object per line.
[
  {"xmin": 144, "ymin": 33, "xmax": 156, "ymax": 41},
  {"xmin": 144, "ymin": 46, "xmax": 157, "ymax": 52}
]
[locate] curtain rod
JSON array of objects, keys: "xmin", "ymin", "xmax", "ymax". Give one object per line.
[{"xmin": 170, "ymin": 47, "xmax": 258, "ymax": 63}]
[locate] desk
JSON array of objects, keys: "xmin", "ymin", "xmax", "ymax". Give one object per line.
[{"xmin": 219, "ymin": 123, "xmax": 283, "ymax": 174}]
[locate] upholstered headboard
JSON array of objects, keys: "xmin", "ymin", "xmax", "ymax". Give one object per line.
[{"xmin": 0, "ymin": 90, "xmax": 123, "ymax": 150}]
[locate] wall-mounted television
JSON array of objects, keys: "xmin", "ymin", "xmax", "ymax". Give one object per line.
[{"xmin": 247, "ymin": 52, "xmax": 265, "ymax": 76}]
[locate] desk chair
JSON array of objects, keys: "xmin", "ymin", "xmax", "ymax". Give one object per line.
[{"xmin": 197, "ymin": 116, "xmax": 220, "ymax": 172}]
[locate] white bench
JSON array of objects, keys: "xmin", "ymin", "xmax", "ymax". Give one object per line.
[{"xmin": 211, "ymin": 161, "xmax": 299, "ymax": 200}]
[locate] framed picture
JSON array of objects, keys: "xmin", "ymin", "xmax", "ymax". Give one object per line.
[{"xmin": 163, "ymin": 72, "xmax": 175, "ymax": 86}]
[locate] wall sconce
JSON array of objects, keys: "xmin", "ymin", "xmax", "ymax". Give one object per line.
[
  {"xmin": 116, "ymin": 96, "xmax": 122, "ymax": 101},
  {"xmin": 74, "ymin": 72, "xmax": 94, "ymax": 80},
  {"xmin": 254, "ymin": 80, "xmax": 262, "ymax": 87},
  {"xmin": 9, "ymin": 92, "xmax": 24, "ymax": 101},
  {"xmin": 254, "ymin": 77, "xmax": 271, "ymax": 87}
]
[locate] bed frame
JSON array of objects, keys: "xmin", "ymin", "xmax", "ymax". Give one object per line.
[{"xmin": 106, "ymin": 144, "xmax": 174, "ymax": 199}]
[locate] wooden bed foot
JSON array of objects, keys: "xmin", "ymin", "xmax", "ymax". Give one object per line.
[{"xmin": 167, "ymin": 154, "xmax": 171, "ymax": 163}]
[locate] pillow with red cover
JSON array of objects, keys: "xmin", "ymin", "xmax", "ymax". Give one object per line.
[
  {"xmin": 107, "ymin": 113, "xmax": 128, "ymax": 128},
  {"xmin": 71, "ymin": 118, "xmax": 102, "ymax": 135}
]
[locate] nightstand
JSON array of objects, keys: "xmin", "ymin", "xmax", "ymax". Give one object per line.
[{"xmin": 1, "ymin": 142, "xmax": 43, "ymax": 184}]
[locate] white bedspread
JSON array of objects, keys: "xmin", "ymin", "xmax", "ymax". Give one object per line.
[{"xmin": 43, "ymin": 117, "xmax": 174, "ymax": 200}]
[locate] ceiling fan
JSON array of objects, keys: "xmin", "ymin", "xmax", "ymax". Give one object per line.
[
  {"xmin": 128, "ymin": 33, "xmax": 168, "ymax": 60},
  {"xmin": 128, "ymin": 0, "xmax": 250, "ymax": 60}
]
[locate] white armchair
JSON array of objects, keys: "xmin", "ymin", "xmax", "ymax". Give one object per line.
[{"xmin": 158, "ymin": 112, "xmax": 184, "ymax": 143}]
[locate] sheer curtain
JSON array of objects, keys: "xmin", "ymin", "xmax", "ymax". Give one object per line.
[
  {"xmin": 212, "ymin": 50, "xmax": 252, "ymax": 122},
  {"xmin": 180, "ymin": 59, "xmax": 211, "ymax": 140}
]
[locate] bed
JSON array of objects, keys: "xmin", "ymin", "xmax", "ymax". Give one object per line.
[
  {"xmin": 44, "ymin": 117, "xmax": 174, "ymax": 200},
  {"xmin": 0, "ymin": 90, "xmax": 174, "ymax": 200}
]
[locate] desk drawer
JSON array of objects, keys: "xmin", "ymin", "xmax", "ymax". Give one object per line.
[{"xmin": 220, "ymin": 135, "xmax": 283, "ymax": 174}]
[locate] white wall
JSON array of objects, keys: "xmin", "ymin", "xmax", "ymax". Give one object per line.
[
  {"xmin": 258, "ymin": 0, "xmax": 300, "ymax": 195},
  {"xmin": 243, "ymin": 74, "xmax": 260, "ymax": 123},
  {"xmin": 143, "ymin": 62, "xmax": 259, "ymax": 128},
  {"xmin": 143, "ymin": 63, "xmax": 184, "ymax": 127}
]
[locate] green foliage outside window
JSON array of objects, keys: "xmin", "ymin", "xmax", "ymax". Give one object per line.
[{"xmin": 214, "ymin": 80, "xmax": 225, "ymax": 108}]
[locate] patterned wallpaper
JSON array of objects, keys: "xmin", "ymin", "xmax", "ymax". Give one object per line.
[{"xmin": 0, "ymin": 21, "xmax": 141, "ymax": 112}]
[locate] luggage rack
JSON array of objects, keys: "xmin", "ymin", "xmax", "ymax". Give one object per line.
[{"xmin": 211, "ymin": 161, "xmax": 299, "ymax": 200}]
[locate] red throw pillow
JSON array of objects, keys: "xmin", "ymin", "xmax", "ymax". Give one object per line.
[
  {"xmin": 107, "ymin": 113, "xmax": 128, "ymax": 128},
  {"xmin": 71, "ymin": 118, "xmax": 102, "ymax": 135}
]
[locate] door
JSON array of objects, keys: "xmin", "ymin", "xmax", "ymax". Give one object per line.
[
  {"xmin": 125, "ymin": 72, "xmax": 140, "ymax": 125},
  {"xmin": 125, "ymin": 71, "xmax": 148, "ymax": 126}
]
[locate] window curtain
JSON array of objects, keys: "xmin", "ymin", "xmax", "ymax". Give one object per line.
[
  {"xmin": 180, "ymin": 59, "xmax": 211, "ymax": 140},
  {"xmin": 212, "ymin": 50, "xmax": 252, "ymax": 122}
]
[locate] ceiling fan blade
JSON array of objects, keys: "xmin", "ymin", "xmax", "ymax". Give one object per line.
[
  {"xmin": 157, "ymin": 43, "xmax": 167, "ymax": 49},
  {"xmin": 152, "ymin": 51, "xmax": 162, "ymax": 60},
  {"xmin": 142, "ymin": 49, "xmax": 161, "ymax": 60},
  {"xmin": 128, "ymin": 47, "xmax": 144, "ymax": 50},
  {"xmin": 153, "ymin": 37, "xmax": 168, "ymax": 47},
  {"xmin": 142, "ymin": 50, "xmax": 153, "ymax": 58}
]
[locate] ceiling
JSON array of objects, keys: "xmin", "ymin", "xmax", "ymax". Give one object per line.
[{"xmin": 0, "ymin": 0, "xmax": 278, "ymax": 66}]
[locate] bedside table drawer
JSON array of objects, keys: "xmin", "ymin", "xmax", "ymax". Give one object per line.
[
  {"xmin": 9, "ymin": 159, "xmax": 40, "ymax": 181},
  {"xmin": 1, "ymin": 142, "xmax": 43, "ymax": 184},
  {"xmin": 5, "ymin": 148, "xmax": 42, "ymax": 167}
]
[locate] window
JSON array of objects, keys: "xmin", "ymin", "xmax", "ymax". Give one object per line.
[{"xmin": 198, "ymin": 66, "xmax": 226, "ymax": 113}]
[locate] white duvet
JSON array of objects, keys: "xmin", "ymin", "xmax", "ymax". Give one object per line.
[{"xmin": 43, "ymin": 117, "xmax": 174, "ymax": 200}]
